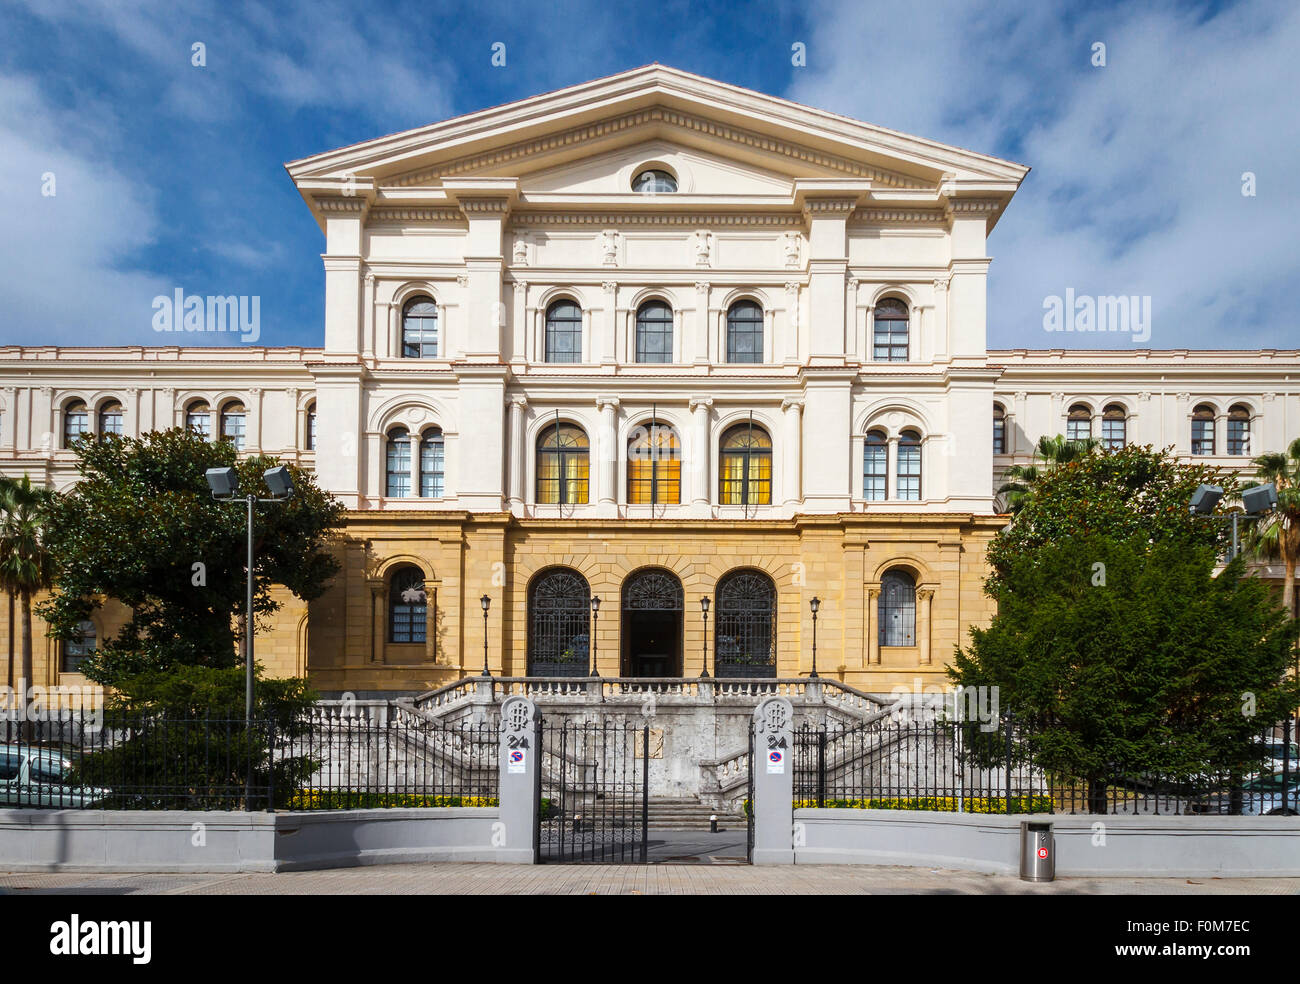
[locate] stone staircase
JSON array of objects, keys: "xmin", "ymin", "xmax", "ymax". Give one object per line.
[{"xmin": 647, "ymin": 796, "xmax": 746, "ymax": 831}]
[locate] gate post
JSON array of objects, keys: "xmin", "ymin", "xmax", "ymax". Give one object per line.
[
  {"xmin": 497, "ymin": 696, "xmax": 539, "ymax": 863},
  {"xmin": 751, "ymin": 696, "xmax": 795, "ymax": 865}
]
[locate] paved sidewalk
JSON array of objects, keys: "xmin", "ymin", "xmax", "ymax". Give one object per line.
[{"xmin": 2, "ymin": 864, "xmax": 1297, "ymax": 895}]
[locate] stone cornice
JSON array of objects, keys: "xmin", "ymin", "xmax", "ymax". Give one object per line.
[
  {"xmin": 390, "ymin": 106, "xmax": 928, "ymax": 190},
  {"xmin": 511, "ymin": 211, "xmax": 802, "ymax": 227},
  {"xmin": 851, "ymin": 207, "xmax": 946, "ymax": 224},
  {"xmin": 369, "ymin": 207, "xmax": 464, "ymax": 223},
  {"xmin": 316, "ymin": 197, "xmax": 367, "ymax": 215}
]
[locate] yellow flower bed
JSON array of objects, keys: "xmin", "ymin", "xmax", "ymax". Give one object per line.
[
  {"xmin": 795, "ymin": 796, "xmax": 1054, "ymax": 814},
  {"xmin": 287, "ymin": 790, "xmax": 498, "ymax": 810}
]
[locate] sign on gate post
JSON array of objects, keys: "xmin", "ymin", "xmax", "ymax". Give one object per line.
[
  {"xmin": 497, "ymin": 696, "xmax": 539, "ymax": 863},
  {"xmin": 752, "ymin": 697, "xmax": 795, "ymax": 865}
]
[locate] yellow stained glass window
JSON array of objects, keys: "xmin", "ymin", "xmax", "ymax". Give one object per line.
[
  {"xmin": 719, "ymin": 423, "xmax": 772, "ymax": 505},
  {"xmin": 536, "ymin": 423, "xmax": 589, "ymax": 504},
  {"xmin": 627, "ymin": 421, "xmax": 681, "ymax": 504}
]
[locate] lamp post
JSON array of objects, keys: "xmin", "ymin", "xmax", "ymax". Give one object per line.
[
  {"xmin": 205, "ymin": 465, "xmax": 294, "ymax": 725},
  {"xmin": 1189, "ymin": 482, "xmax": 1277, "ymax": 560},
  {"xmin": 808, "ymin": 596, "xmax": 821, "ymax": 679},
  {"xmin": 700, "ymin": 596, "xmax": 711, "ymax": 678},
  {"xmin": 480, "ymin": 594, "xmax": 492, "ymax": 677},
  {"xmin": 589, "ymin": 596, "xmax": 601, "ymax": 677}
]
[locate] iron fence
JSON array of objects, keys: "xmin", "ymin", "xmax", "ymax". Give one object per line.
[
  {"xmin": 792, "ymin": 714, "xmax": 1297, "ymax": 816},
  {"xmin": 0, "ymin": 709, "xmax": 497, "ymax": 811}
]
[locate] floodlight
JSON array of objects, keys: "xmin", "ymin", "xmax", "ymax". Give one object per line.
[{"xmin": 205, "ymin": 467, "xmax": 238, "ymax": 497}]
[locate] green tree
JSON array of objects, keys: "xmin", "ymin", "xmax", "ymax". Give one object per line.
[
  {"xmin": 950, "ymin": 535, "xmax": 1299, "ymax": 812},
  {"xmin": 1245, "ymin": 437, "xmax": 1300, "ymax": 619},
  {"xmin": 987, "ymin": 443, "xmax": 1237, "ymax": 580},
  {"xmin": 0, "ymin": 475, "xmax": 57, "ymax": 699},
  {"xmin": 996, "ymin": 433, "xmax": 1099, "ymax": 514},
  {"xmin": 36, "ymin": 428, "xmax": 344, "ymax": 686}
]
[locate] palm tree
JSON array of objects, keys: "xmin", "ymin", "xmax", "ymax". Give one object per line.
[
  {"xmin": 0, "ymin": 475, "xmax": 57, "ymax": 710},
  {"xmin": 996, "ymin": 434, "xmax": 1100, "ymax": 514},
  {"xmin": 1245, "ymin": 437, "xmax": 1300, "ymax": 619}
]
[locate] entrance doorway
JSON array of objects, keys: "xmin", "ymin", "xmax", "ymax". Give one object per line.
[{"xmin": 621, "ymin": 568, "xmax": 683, "ymax": 677}]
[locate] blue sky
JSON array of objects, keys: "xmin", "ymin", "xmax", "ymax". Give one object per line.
[{"xmin": 1, "ymin": 0, "xmax": 1296, "ymax": 351}]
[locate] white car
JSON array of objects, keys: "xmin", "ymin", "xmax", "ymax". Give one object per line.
[
  {"xmin": 0, "ymin": 745, "xmax": 110, "ymax": 808},
  {"xmin": 1240, "ymin": 773, "xmax": 1300, "ymax": 816}
]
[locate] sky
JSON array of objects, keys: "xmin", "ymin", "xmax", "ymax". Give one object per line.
[{"xmin": 1, "ymin": 0, "xmax": 1296, "ymax": 351}]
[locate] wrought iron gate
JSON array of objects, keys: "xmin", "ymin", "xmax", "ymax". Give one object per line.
[
  {"xmin": 746, "ymin": 721, "xmax": 755, "ymax": 862},
  {"xmin": 537, "ymin": 718, "xmax": 649, "ymax": 863}
]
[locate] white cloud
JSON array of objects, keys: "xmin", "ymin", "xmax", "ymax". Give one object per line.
[{"xmin": 788, "ymin": 0, "xmax": 1300, "ymax": 349}]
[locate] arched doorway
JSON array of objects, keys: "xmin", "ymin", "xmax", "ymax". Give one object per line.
[
  {"xmin": 621, "ymin": 568, "xmax": 683, "ymax": 677},
  {"xmin": 527, "ymin": 568, "xmax": 591, "ymax": 677}
]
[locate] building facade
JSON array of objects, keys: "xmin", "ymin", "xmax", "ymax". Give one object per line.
[{"xmin": 1, "ymin": 67, "xmax": 1296, "ymax": 697}]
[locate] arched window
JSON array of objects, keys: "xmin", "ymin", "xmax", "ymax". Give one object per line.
[
  {"xmin": 386, "ymin": 428, "xmax": 411, "ymax": 497},
  {"xmin": 627, "ymin": 419, "xmax": 680, "ymax": 504},
  {"xmin": 635, "ymin": 301, "xmax": 673, "ymax": 363},
  {"xmin": 863, "ymin": 429, "xmax": 888, "ymax": 501},
  {"xmin": 185, "ymin": 401, "xmax": 211, "ymax": 439},
  {"xmin": 872, "ymin": 298, "xmax": 909, "ymax": 362},
  {"xmin": 527, "ymin": 568, "xmax": 591, "ymax": 676},
  {"xmin": 402, "ymin": 297, "xmax": 439, "ymax": 359},
  {"xmin": 1066, "ymin": 403, "xmax": 1092, "ymax": 443},
  {"xmin": 220, "ymin": 402, "xmax": 246, "ymax": 450},
  {"xmin": 420, "ymin": 427, "xmax": 444, "ymax": 498},
  {"xmin": 388, "ymin": 567, "xmax": 427, "ymax": 644},
  {"xmin": 98, "ymin": 401, "xmax": 123, "ymax": 438},
  {"xmin": 545, "ymin": 299, "xmax": 582, "ymax": 363},
  {"xmin": 897, "ymin": 430, "xmax": 922, "ymax": 501},
  {"xmin": 305, "ymin": 403, "xmax": 316, "ymax": 451},
  {"xmin": 537, "ymin": 423, "xmax": 589, "ymax": 504},
  {"xmin": 633, "ymin": 169, "xmax": 677, "ymax": 193},
  {"xmin": 715, "ymin": 569, "xmax": 776, "ymax": 678},
  {"xmin": 63, "ymin": 401, "xmax": 89, "ymax": 448},
  {"xmin": 1191, "ymin": 404, "xmax": 1215, "ymax": 456},
  {"xmin": 993, "ymin": 404, "xmax": 1006, "ymax": 455},
  {"xmin": 879, "ymin": 569, "xmax": 916, "ymax": 647},
  {"xmin": 719, "ymin": 421, "xmax": 772, "ymax": 505},
  {"xmin": 726, "ymin": 300, "xmax": 763, "ymax": 364},
  {"xmin": 1102, "ymin": 404, "xmax": 1126, "ymax": 450},
  {"xmin": 1227, "ymin": 404, "xmax": 1251, "ymax": 456},
  {"xmin": 63, "ymin": 619, "xmax": 96, "ymax": 673}
]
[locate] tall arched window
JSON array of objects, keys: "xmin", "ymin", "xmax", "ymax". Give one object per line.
[
  {"xmin": 719, "ymin": 422, "xmax": 772, "ymax": 505},
  {"xmin": 897, "ymin": 430, "xmax": 922, "ymax": 501},
  {"xmin": 1066, "ymin": 403, "xmax": 1092, "ymax": 442},
  {"xmin": 1227, "ymin": 404, "xmax": 1251, "ymax": 456},
  {"xmin": 1191, "ymin": 404, "xmax": 1215, "ymax": 456},
  {"xmin": 527, "ymin": 568, "xmax": 591, "ymax": 676},
  {"xmin": 388, "ymin": 567, "xmax": 427, "ymax": 644},
  {"xmin": 402, "ymin": 297, "xmax": 439, "ymax": 359},
  {"xmin": 63, "ymin": 618, "xmax": 97, "ymax": 673},
  {"xmin": 993, "ymin": 404, "xmax": 1006, "ymax": 454},
  {"xmin": 726, "ymin": 300, "xmax": 763, "ymax": 364},
  {"xmin": 220, "ymin": 402, "xmax": 246, "ymax": 450},
  {"xmin": 98, "ymin": 401, "xmax": 123, "ymax": 438},
  {"xmin": 864, "ymin": 429, "xmax": 887, "ymax": 500},
  {"xmin": 635, "ymin": 301, "xmax": 673, "ymax": 363},
  {"xmin": 536, "ymin": 423, "xmax": 589, "ymax": 504},
  {"xmin": 715, "ymin": 569, "xmax": 776, "ymax": 678},
  {"xmin": 420, "ymin": 427, "xmax": 445, "ymax": 497},
  {"xmin": 879, "ymin": 569, "xmax": 916, "ymax": 647},
  {"xmin": 386, "ymin": 428, "xmax": 411, "ymax": 497},
  {"xmin": 305, "ymin": 403, "xmax": 316, "ymax": 451},
  {"xmin": 63, "ymin": 401, "xmax": 89, "ymax": 448},
  {"xmin": 872, "ymin": 298, "xmax": 909, "ymax": 362},
  {"xmin": 1102, "ymin": 404, "xmax": 1126, "ymax": 450},
  {"xmin": 545, "ymin": 299, "xmax": 582, "ymax": 363},
  {"xmin": 627, "ymin": 419, "xmax": 680, "ymax": 504},
  {"xmin": 185, "ymin": 401, "xmax": 211, "ymax": 439}
]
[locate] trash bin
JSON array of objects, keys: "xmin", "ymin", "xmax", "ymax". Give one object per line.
[{"xmin": 1019, "ymin": 821, "xmax": 1055, "ymax": 882}]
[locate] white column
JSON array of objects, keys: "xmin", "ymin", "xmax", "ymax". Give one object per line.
[
  {"xmin": 508, "ymin": 396, "xmax": 526, "ymax": 507},
  {"xmin": 689, "ymin": 398, "xmax": 712, "ymax": 512},
  {"xmin": 782, "ymin": 398, "xmax": 803, "ymax": 506},
  {"xmin": 596, "ymin": 397, "xmax": 619, "ymax": 509},
  {"xmin": 408, "ymin": 433, "xmax": 420, "ymax": 498},
  {"xmin": 887, "ymin": 436, "xmax": 899, "ymax": 501},
  {"xmin": 917, "ymin": 588, "xmax": 933, "ymax": 664}
]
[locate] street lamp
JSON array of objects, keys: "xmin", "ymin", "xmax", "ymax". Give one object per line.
[
  {"xmin": 206, "ymin": 465, "xmax": 294, "ymax": 725},
  {"xmin": 809, "ymin": 596, "xmax": 821, "ymax": 679},
  {"xmin": 1189, "ymin": 482, "xmax": 1277, "ymax": 560},
  {"xmin": 700, "ymin": 596, "xmax": 711, "ymax": 678},
  {"xmin": 480, "ymin": 594, "xmax": 492, "ymax": 677},
  {"xmin": 589, "ymin": 596, "xmax": 601, "ymax": 677}
]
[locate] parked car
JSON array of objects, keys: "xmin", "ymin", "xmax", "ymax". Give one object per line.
[
  {"xmin": 1187, "ymin": 773, "xmax": 1300, "ymax": 816},
  {"xmin": 0, "ymin": 745, "xmax": 109, "ymax": 808},
  {"xmin": 1251, "ymin": 737, "xmax": 1300, "ymax": 777}
]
